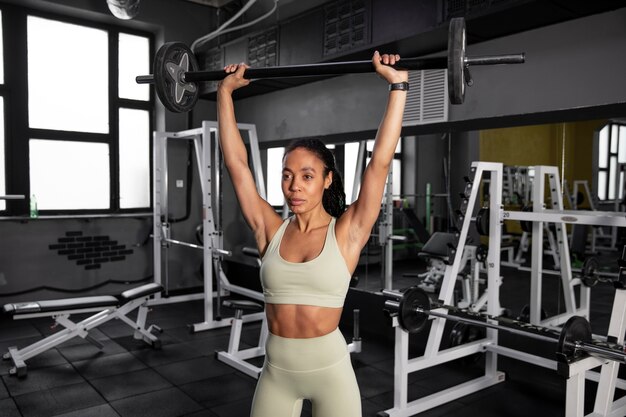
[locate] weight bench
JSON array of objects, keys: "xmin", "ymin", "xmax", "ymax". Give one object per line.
[
  {"xmin": 410, "ymin": 233, "xmax": 489, "ymax": 309},
  {"xmin": 407, "ymin": 232, "xmax": 457, "ymax": 293},
  {"xmin": 2, "ymin": 283, "xmax": 163, "ymax": 377}
]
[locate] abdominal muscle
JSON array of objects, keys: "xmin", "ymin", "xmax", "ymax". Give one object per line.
[{"xmin": 266, "ymin": 303, "xmax": 343, "ymax": 338}]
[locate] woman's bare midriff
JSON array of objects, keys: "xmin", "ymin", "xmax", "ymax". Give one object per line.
[{"xmin": 266, "ymin": 303, "xmax": 343, "ymax": 338}]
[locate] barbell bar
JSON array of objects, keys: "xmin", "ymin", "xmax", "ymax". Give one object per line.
[
  {"xmin": 136, "ymin": 17, "xmax": 525, "ymax": 112},
  {"xmin": 163, "ymin": 237, "xmax": 232, "ymax": 257},
  {"xmin": 384, "ymin": 287, "xmax": 626, "ymax": 364}
]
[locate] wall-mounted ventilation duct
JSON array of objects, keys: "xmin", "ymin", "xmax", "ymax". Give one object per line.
[
  {"xmin": 403, "ymin": 69, "xmax": 449, "ymax": 126},
  {"xmin": 323, "ymin": 0, "xmax": 370, "ymax": 57},
  {"xmin": 106, "ymin": 0, "xmax": 141, "ymax": 20},
  {"xmin": 248, "ymin": 27, "xmax": 279, "ymax": 68}
]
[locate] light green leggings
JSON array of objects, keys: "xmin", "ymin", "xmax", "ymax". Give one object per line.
[{"xmin": 250, "ymin": 328, "xmax": 362, "ymax": 417}]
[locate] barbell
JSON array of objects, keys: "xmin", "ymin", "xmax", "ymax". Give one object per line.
[
  {"xmin": 384, "ymin": 287, "xmax": 626, "ymax": 364},
  {"xmin": 136, "ymin": 17, "xmax": 525, "ymax": 113}
]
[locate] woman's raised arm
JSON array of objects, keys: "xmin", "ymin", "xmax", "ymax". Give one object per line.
[
  {"xmin": 217, "ymin": 64, "xmax": 282, "ymax": 253},
  {"xmin": 340, "ymin": 52, "xmax": 408, "ymax": 252}
]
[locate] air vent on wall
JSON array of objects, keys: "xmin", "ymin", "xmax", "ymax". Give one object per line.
[
  {"xmin": 248, "ymin": 26, "xmax": 279, "ymax": 68},
  {"xmin": 323, "ymin": 0, "xmax": 370, "ymax": 57},
  {"xmin": 403, "ymin": 69, "xmax": 448, "ymax": 126}
]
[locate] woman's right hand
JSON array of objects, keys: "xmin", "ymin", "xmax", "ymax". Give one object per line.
[{"xmin": 218, "ymin": 63, "xmax": 251, "ymax": 94}]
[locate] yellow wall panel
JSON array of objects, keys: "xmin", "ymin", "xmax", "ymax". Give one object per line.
[{"xmin": 479, "ymin": 120, "xmax": 605, "ymax": 186}]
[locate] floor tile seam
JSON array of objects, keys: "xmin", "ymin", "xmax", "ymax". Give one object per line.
[
  {"xmin": 66, "ymin": 361, "xmax": 110, "ymax": 409},
  {"xmin": 93, "ymin": 380, "xmax": 175, "ymax": 403},
  {"xmin": 201, "ymin": 397, "xmax": 254, "ymax": 412},
  {"xmin": 107, "ymin": 385, "xmax": 205, "ymax": 414},
  {"xmin": 69, "ymin": 349, "xmax": 148, "ymax": 376},
  {"xmin": 130, "ymin": 349, "xmax": 215, "ymax": 370},
  {"xmin": 8, "ymin": 395, "xmax": 26, "ymax": 417},
  {"xmin": 88, "ymin": 366, "xmax": 171, "ymax": 384},
  {"xmin": 4, "ymin": 362, "xmax": 91, "ymax": 397},
  {"xmin": 0, "ymin": 374, "xmax": 11, "ymax": 398},
  {"xmin": 48, "ymin": 403, "xmax": 122, "ymax": 417},
  {"xmin": 177, "ymin": 371, "xmax": 258, "ymax": 398},
  {"xmin": 162, "ymin": 368, "xmax": 240, "ymax": 389},
  {"xmin": 203, "ymin": 395, "xmax": 254, "ymax": 414}
]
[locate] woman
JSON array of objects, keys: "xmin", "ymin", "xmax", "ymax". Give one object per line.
[{"xmin": 217, "ymin": 51, "xmax": 407, "ymax": 417}]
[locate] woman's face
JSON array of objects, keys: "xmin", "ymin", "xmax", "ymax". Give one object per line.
[{"xmin": 282, "ymin": 147, "xmax": 332, "ymax": 215}]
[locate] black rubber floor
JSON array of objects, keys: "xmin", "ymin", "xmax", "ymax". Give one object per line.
[{"xmin": 0, "ymin": 255, "xmax": 622, "ymax": 417}]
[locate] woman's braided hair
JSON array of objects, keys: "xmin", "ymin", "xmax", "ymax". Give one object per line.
[{"xmin": 284, "ymin": 138, "xmax": 346, "ymax": 218}]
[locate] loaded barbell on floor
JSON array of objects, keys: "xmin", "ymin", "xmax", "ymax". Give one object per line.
[
  {"xmin": 383, "ymin": 287, "xmax": 626, "ymax": 364},
  {"xmin": 136, "ymin": 17, "xmax": 525, "ymax": 112}
]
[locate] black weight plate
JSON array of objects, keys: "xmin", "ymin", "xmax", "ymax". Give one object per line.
[
  {"xmin": 557, "ymin": 316, "xmax": 592, "ymax": 360},
  {"xmin": 154, "ymin": 42, "xmax": 199, "ymax": 113},
  {"xmin": 449, "ymin": 321, "xmax": 468, "ymax": 347},
  {"xmin": 449, "ymin": 321, "xmax": 486, "ymax": 347},
  {"xmin": 476, "ymin": 244, "xmax": 488, "ymax": 263},
  {"xmin": 449, "ymin": 321, "xmax": 486, "ymax": 366},
  {"xmin": 475, "ymin": 208, "xmax": 490, "ymax": 236},
  {"xmin": 520, "ymin": 205, "xmax": 533, "ymax": 233},
  {"xmin": 581, "ymin": 257, "xmax": 599, "ymax": 287},
  {"xmin": 447, "ymin": 17, "xmax": 466, "ymax": 105},
  {"xmin": 398, "ymin": 287, "xmax": 431, "ymax": 333}
]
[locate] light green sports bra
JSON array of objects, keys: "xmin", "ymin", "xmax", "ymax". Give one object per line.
[{"xmin": 260, "ymin": 217, "xmax": 351, "ymax": 308}]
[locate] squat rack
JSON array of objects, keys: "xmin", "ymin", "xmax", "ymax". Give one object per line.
[
  {"xmin": 382, "ymin": 161, "xmax": 626, "ymax": 417},
  {"xmin": 149, "ymin": 121, "xmax": 265, "ymax": 332}
]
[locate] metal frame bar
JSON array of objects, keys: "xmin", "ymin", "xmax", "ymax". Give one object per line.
[
  {"xmin": 504, "ymin": 209, "xmax": 626, "ymax": 227},
  {"xmin": 500, "ymin": 166, "xmax": 626, "ymax": 326},
  {"xmin": 216, "ymin": 313, "xmax": 268, "ymax": 379},
  {"xmin": 351, "ymin": 141, "xmax": 367, "ymax": 204}
]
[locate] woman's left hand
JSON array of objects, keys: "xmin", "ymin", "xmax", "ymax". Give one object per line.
[{"xmin": 372, "ymin": 51, "xmax": 409, "ymax": 84}]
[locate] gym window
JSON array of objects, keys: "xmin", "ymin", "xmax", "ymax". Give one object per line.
[
  {"xmin": 597, "ymin": 122, "xmax": 626, "ymax": 201},
  {"xmin": 267, "ymin": 147, "xmax": 285, "ymax": 206},
  {"xmin": 1, "ymin": 6, "xmax": 153, "ymax": 215},
  {"xmin": 29, "ymin": 139, "xmax": 110, "ymax": 210},
  {"xmin": 28, "ymin": 17, "xmax": 109, "ymax": 133},
  {"xmin": 365, "ymin": 140, "xmax": 402, "ymax": 201},
  {"xmin": 344, "ymin": 142, "xmax": 360, "ymax": 204},
  {"xmin": 343, "ymin": 140, "xmax": 402, "ymax": 205}
]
